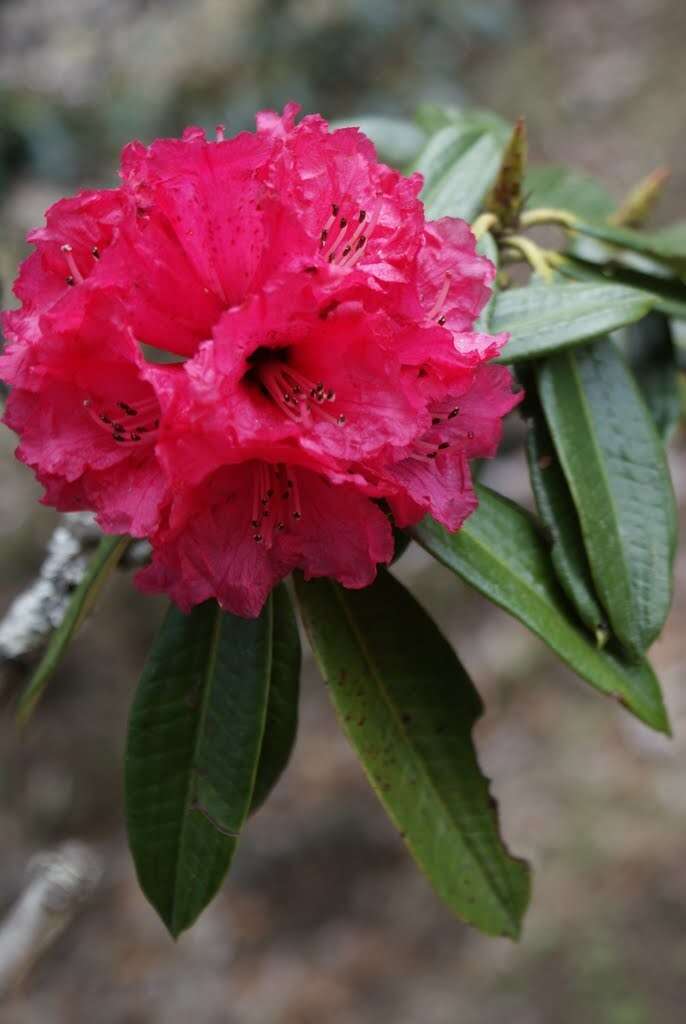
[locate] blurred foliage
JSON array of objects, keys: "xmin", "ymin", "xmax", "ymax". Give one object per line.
[{"xmin": 0, "ymin": 0, "xmax": 521, "ymax": 188}]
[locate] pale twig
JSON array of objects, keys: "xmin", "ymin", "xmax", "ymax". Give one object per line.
[
  {"xmin": 0, "ymin": 513, "xmax": 101, "ymax": 663},
  {"xmin": 0, "ymin": 513, "xmax": 151, "ymax": 666},
  {"xmin": 0, "ymin": 841, "xmax": 102, "ymax": 999}
]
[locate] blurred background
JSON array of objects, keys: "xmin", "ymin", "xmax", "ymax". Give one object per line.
[{"xmin": 1, "ymin": 0, "xmax": 686, "ymax": 1020}]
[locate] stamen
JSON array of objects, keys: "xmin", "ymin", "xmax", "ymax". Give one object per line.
[
  {"xmin": 249, "ymin": 463, "xmax": 307, "ymax": 543},
  {"xmin": 215, "ymin": 123, "xmax": 225, "ymax": 142},
  {"xmin": 428, "ymin": 273, "xmax": 452, "ymax": 321},
  {"xmin": 289, "ymin": 472, "xmax": 302, "ymax": 520},
  {"xmin": 257, "ymin": 361, "xmax": 347, "ymax": 428},
  {"xmin": 319, "ymin": 199, "xmax": 382, "ymax": 268},
  {"xmin": 251, "ymin": 471, "xmax": 262, "ymax": 529},
  {"xmin": 259, "ymin": 365, "xmax": 303, "ymax": 424},
  {"xmin": 340, "ymin": 207, "xmax": 369, "ymax": 253},
  {"xmin": 61, "ymin": 244, "xmax": 84, "ymax": 285},
  {"xmin": 432, "ymin": 402, "xmax": 460, "ymax": 420},
  {"xmin": 261, "ymin": 484, "xmax": 275, "ymax": 546},
  {"xmin": 91, "ymin": 246, "xmax": 101, "ymax": 260},
  {"xmin": 414, "ymin": 439, "xmax": 440, "ymax": 459},
  {"xmin": 339, "ymin": 201, "xmax": 382, "ymax": 268},
  {"xmin": 321, "ymin": 204, "xmax": 339, "ymax": 239},
  {"xmin": 324, "ymin": 217, "xmax": 351, "ymax": 261},
  {"xmin": 83, "ymin": 395, "xmax": 160, "ymax": 447}
]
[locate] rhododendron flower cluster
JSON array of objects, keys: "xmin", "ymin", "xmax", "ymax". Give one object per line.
[{"xmin": 1, "ymin": 104, "xmax": 519, "ymax": 617}]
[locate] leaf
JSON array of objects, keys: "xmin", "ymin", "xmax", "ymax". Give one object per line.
[
  {"xmin": 475, "ymin": 231, "xmax": 499, "ymax": 332},
  {"xmin": 617, "ymin": 311, "xmax": 682, "ymax": 442},
  {"xmin": 125, "ymin": 599, "xmax": 272, "ymax": 937},
  {"xmin": 525, "ymin": 164, "xmax": 616, "ymax": 221},
  {"xmin": 573, "ymin": 220, "xmax": 686, "ymax": 272},
  {"xmin": 295, "ymin": 570, "xmax": 531, "ymax": 939},
  {"xmin": 414, "ymin": 104, "xmax": 511, "ymax": 144},
  {"xmin": 538, "ymin": 338, "xmax": 677, "ymax": 658},
  {"xmin": 413, "ymin": 487, "xmax": 669, "ymax": 733},
  {"xmin": 526, "ymin": 412, "xmax": 608, "ymax": 645},
  {"xmin": 555, "ymin": 253, "xmax": 686, "ymax": 320},
  {"xmin": 250, "ymin": 585, "xmax": 301, "ymax": 813},
  {"xmin": 491, "ymin": 282, "xmax": 653, "ymax": 363},
  {"xmin": 414, "ymin": 126, "xmax": 505, "ymax": 221},
  {"xmin": 330, "ymin": 115, "xmax": 427, "ymax": 168},
  {"xmin": 17, "ymin": 533, "xmax": 129, "ymax": 724}
]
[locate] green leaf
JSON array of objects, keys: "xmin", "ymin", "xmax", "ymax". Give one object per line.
[
  {"xmin": 125, "ymin": 599, "xmax": 272, "ymax": 937},
  {"xmin": 538, "ymin": 338, "xmax": 677, "ymax": 658},
  {"xmin": 413, "ymin": 488, "xmax": 669, "ymax": 733},
  {"xmin": 617, "ymin": 312, "xmax": 682, "ymax": 442},
  {"xmin": 491, "ymin": 282, "xmax": 653, "ymax": 363},
  {"xmin": 295, "ymin": 570, "xmax": 531, "ymax": 939},
  {"xmin": 330, "ymin": 115, "xmax": 427, "ymax": 168},
  {"xmin": 250, "ymin": 585, "xmax": 301, "ymax": 813},
  {"xmin": 526, "ymin": 413, "xmax": 608, "ymax": 645},
  {"xmin": 414, "ymin": 104, "xmax": 511, "ymax": 144},
  {"xmin": 414, "ymin": 126, "xmax": 505, "ymax": 222},
  {"xmin": 555, "ymin": 253, "xmax": 686, "ymax": 320},
  {"xmin": 17, "ymin": 533, "xmax": 129, "ymax": 724},
  {"xmin": 573, "ymin": 220, "xmax": 686, "ymax": 273},
  {"xmin": 475, "ymin": 231, "xmax": 499, "ymax": 332},
  {"xmin": 525, "ymin": 165, "xmax": 616, "ymax": 221}
]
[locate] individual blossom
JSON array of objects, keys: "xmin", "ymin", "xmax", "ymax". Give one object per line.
[
  {"xmin": 0, "ymin": 189, "xmax": 129, "ymax": 383},
  {"xmin": 1, "ymin": 290, "xmax": 169, "ymax": 538},
  {"xmin": 1, "ymin": 105, "xmax": 520, "ymax": 618}
]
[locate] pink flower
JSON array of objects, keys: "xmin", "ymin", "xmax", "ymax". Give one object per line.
[
  {"xmin": 1, "ymin": 105, "xmax": 520, "ymax": 617},
  {"xmin": 2, "ymin": 290, "xmax": 169, "ymax": 537}
]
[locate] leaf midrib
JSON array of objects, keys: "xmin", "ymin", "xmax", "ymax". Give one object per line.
[
  {"xmin": 328, "ymin": 580, "xmax": 522, "ymax": 931},
  {"xmin": 172, "ymin": 603, "xmax": 224, "ymax": 933},
  {"xmin": 549, "ymin": 351, "xmax": 635, "ymax": 640}
]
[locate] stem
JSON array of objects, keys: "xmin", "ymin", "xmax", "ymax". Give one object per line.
[
  {"xmin": 471, "ymin": 212, "xmax": 499, "ymax": 241},
  {"xmin": 519, "ymin": 207, "xmax": 578, "ymax": 229},
  {"xmin": 543, "ymin": 250, "xmax": 569, "ymax": 270},
  {"xmin": 504, "ymin": 235, "xmax": 555, "ymax": 282}
]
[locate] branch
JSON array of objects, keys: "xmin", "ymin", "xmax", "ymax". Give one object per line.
[
  {"xmin": 0, "ymin": 513, "xmax": 101, "ymax": 663},
  {"xmin": 0, "ymin": 841, "xmax": 102, "ymax": 998}
]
